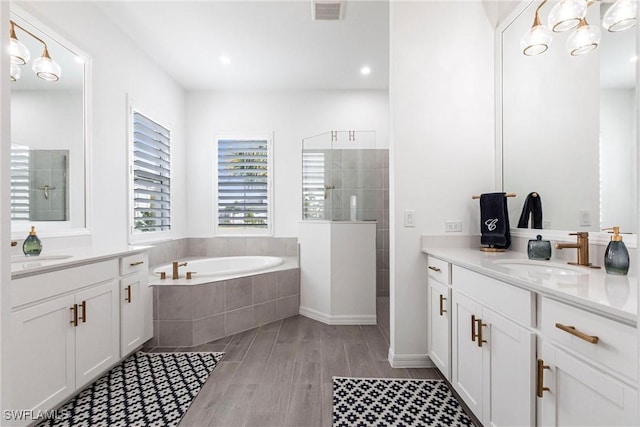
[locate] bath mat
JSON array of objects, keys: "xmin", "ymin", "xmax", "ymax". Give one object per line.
[
  {"xmin": 332, "ymin": 377, "xmax": 473, "ymax": 427},
  {"xmin": 37, "ymin": 351, "xmax": 224, "ymax": 427}
]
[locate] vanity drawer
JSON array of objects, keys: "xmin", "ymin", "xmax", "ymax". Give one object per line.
[
  {"xmin": 541, "ymin": 297, "xmax": 637, "ymax": 381},
  {"xmin": 120, "ymin": 253, "xmax": 148, "ymax": 276},
  {"xmin": 427, "ymin": 256, "xmax": 450, "ymax": 285},
  {"xmin": 452, "ymin": 265, "xmax": 535, "ymax": 327}
]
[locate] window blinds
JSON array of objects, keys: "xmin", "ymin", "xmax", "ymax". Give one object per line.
[
  {"xmin": 302, "ymin": 151, "xmax": 326, "ymax": 219},
  {"xmin": 10, "ymin": 147, "xmax": 30, "ymax": 220},
  {"xmin": 132, "ymin": 111, "xmax": 171, "ymax": 233},
  {"xmin": 217, "ymin": 138, "xmax": 269, "ymax": 229}
]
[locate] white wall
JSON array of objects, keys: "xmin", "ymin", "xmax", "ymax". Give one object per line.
[
  {"xmin": 12, "ymin": 1, "xmax": 186, "ymax": 249},
  {"xmin": 186, "ymin": 90, "xmax": 389, "ymax": 237},
  {"xmin": 389, "ymin": 1, "xmax": 495, "ymax": 363}
]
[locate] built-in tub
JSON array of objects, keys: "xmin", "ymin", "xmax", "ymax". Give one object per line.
[
  {"xmin": 152, "ymin": 256, "xmax": 283, "ymax": 284},
  {"xmin": 149, "ymin": 256, "xmax": 299, "ymax": 348}
]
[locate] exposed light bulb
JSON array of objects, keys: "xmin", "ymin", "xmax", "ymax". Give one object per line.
[
  {"xmin": 521, "ymin": 24, "xmax": 553, "ymax": 56},
  {"xmin": 9, "ymin": 23, "xmax": 31, "ymax": 65},
  {"xmin": 567, "ymin": 19, "xmax": 601, "ymax": 56},
  {"xmin": 10, "ymin": 63, "xmax": 21, "ymax": 81},
  {"xmin": 32, "ymin": 47, "xmax": 62, "ymax": 81}
]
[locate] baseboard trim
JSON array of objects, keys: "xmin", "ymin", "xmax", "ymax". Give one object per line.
[
  {"xmin": 299, "ymin": 306, "xmax": 377, "ymax": 325},
  {"xmin": 388, "ymin": 348, "xmax": 434, "ymax": 368}
]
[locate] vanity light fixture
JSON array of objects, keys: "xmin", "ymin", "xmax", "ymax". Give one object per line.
[
  {"xmin": 547, "ymin": 0, "xmax": 587, "ymax": 32},
  {"xmin": 521, "ymin": 0, "xmax": 635, "ymax": 57},
  {"xmin": 602, "ymin": 0, "xmax": 637, "ymax": 32},
  {"xmin": 566, "ymin": 17, "xmax": 601, "ymax": 55},
  {"xmin": 521, "ymin": 0, "xmax": 553, "ymax": 55},
  {"xmin": 8, "ymin": 20, "xmax": 62, "ymax": 82}
]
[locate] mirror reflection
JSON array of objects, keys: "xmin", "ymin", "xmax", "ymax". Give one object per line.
[
  {"xmin": 501, "ymin": 0, "xmax": 637, "ymax": 233},
  {"xmin": 10, "ymin": 10, "xmax": 86, "ymax": 232}
]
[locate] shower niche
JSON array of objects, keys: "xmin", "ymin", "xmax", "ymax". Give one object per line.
[{"xmin": 299, "ymin": 130, "xmax": 388, "ymax": 325}]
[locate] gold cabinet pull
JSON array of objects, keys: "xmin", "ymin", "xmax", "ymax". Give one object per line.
[
  {"xmin": 428, "ymin": 266, "xmax": 441, "ymax": 272},
  {"xmin": 129, "ymin": 261, "xmax": 145, "ymax": 267},
  {"xmin": 70, "ymin": 304, "xmax": 78, "ymax": 327},
  {"xmin": 537, "ymin": 359, "xmax": 551, "ymax": 397},
  {"xmin": 79, "ymin": 300, "xmax": 87, "ymax": 323},
  {"xmin": 471, "ymin": 314, "xmax": 477, "ymax": 342},
  {"xmin": 476, "ymin": 318, "xmax": 487, "ymax": 347},
  {"xmin": 555, "ymin": 323, "xmax": 599, "ymax": 344},
  {"xmin": 439, "ymin": 294, "xmax": 446, "ymax": 316},
  {"xmin": 125, "ymin": 285, "xmax": 132, "ymax": 303}
]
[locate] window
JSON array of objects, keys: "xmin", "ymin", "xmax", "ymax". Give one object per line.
[
  {"xmin": 215, "ymin": 133, "xmax": 272, "ymax": 235},
  {"xmin": 302, "ymin": 151, "xmax": 326, "ymax": 219},
  {"xmin": 130, "ymin": 110, "xmax": 171, "ymax": 239},
  {"xmin": 10, "ymin": 146, "xmax": 30, "ymax": 220}
]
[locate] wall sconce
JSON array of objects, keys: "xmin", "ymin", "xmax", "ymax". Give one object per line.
[
  {"xmin": 9, "ymin": 20, "xmax": 62, "ymax": 82},
  {"xmin": 521, "ymin": 0, "xmax": 635, "ymax": 57}
]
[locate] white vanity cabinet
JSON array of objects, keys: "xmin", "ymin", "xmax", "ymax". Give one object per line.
[
  {"xmin": 10, "ymin": 260, "xmax": 120, "ymax": 414},
  {"xmin": 426, "ymin": 256, "xmax": 451, "ymax": 380},
  {"xmin": 537, "ymin": 297, "xmax": 638, "ymax": 426},
  {"xmin": 451, "ymin": 266, "xmax": 536, "ymax": 427},
  {"xmin": 120, "ymin": 253, "xmax": 152, "ymax": 357}
]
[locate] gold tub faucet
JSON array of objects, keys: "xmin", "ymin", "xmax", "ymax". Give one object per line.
[{"xmin": 172, "ymin": 261, "xmax": 188, "ymax": 279}]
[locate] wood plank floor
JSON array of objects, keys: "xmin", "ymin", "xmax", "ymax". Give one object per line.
[{"xmin": 145, "ymin": 313, "xmax": 442, "ymax": 427}]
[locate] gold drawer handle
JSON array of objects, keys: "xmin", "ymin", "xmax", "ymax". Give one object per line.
[
  {"xmin": 471, "ymin": 314, "xmax": 477, "ymax": 342},
  {"xmin": 129, "ymin": 261, "xmax": 145, "ymax": 267},
  {"xmin": 79, "ymin": 300, "xmax": 87, "ymax": 323},
  {"xmin": 70, "ymin": 304, "xmax": 78, "ymax": 327},
  {"xmin": 439, "ymin": 294, "xmax": 446, "ymax": 316},
  {"xmin": 125, "ymin": 285, "xmax": 132, "ymax": 303},
  {"xmin": 537, "ymin": 359, "xmax": 551, "ymax": 397},
  {"xmin": 476, "ymin": 317, "xmax": 487, "ymax": 348},
  {"xmin": 428, "ymin": 266, "xmax": 441, "ymax": 272},
  {"xmin": 555, "ymin": 323, "xmax": 599, "ymax": 344}
]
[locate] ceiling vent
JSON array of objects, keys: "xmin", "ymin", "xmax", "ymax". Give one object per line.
[{"xmin": 312, "ymin": 1, "xmax": 345, "ymax": 21}]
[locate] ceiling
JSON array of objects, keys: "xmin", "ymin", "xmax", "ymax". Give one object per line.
[{"xmin": 95, "ymin": 0, "xmax": 390, "ymax": 91}]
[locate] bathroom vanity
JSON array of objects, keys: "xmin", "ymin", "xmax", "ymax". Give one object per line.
[
  {"xmin": 424, "ymin": 247, "xmax": 637, "ymax": 427},
  {"xmin": 9, "ymin": 248, "xmax": 151, "ymax": 420}
]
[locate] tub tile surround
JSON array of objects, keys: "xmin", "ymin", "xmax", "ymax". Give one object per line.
[
  {"xmin": 154, "ymin": 269, "xmax": 300, "ymax": 347},
  {"xmin": 149, "ymin": 236, "xmax": 300, "ymax": 347}
]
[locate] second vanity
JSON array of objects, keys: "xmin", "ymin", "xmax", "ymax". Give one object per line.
[{"xmin": 423, "ymin": 246, "xmax": 638, "ymax": 427}]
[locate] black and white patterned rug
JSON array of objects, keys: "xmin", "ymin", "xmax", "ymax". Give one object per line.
[
  {"xmin": 332, "ymin": 377, "xmax": 474, "ymax": 427},
  {"xmin": 37, "ymin": 351, "xmax": 224, "ymax": 427}
]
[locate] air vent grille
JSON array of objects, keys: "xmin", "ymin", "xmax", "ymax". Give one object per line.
[{"xmin": 313, "ymin": 1, "xmax": 344, "ymax": 20}]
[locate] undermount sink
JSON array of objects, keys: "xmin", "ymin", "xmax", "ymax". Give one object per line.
[
  {"xmin": 492, "ymin": 259, "xmax": 588, "ymax": 277},
  {"xmin": 11, "ymin": 254, "xmax": 73, "ymax": 263}
]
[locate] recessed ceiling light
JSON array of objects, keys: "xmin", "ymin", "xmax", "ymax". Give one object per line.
[
  {"xmin": 630, "ymin": 55, "xmax": 638, "ymax": 62},
  {"xmin": 220, "ymin": 56, "xmax": 231, "ymax": 65},
  {"xmin": 360, "ymin": 66, "xmax": 371, "ymax": 76}
]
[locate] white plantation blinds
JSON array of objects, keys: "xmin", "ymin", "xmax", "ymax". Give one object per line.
[
  {"xmin": 217, "ymin": 137, "xmax": 270, "ymax": 230},
  {"xmin": 302, "ymin": 151, "xmax": 325, "ymax": 219},
  {"xmin": 10, "ymin": 147, "xmax": 30, "ymax": 220},
  {"xmin": 132, "ymin": 111, "xmax": 171, "ymax": 233}
]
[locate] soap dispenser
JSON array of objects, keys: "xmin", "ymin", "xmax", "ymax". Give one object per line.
[
  {"xmin": 603, "ymin": 226, "xmax": 629, "ymax": 275},
  {"xmin": 23, "ymin": 226, "xmax": 42, "ymax": 256}
]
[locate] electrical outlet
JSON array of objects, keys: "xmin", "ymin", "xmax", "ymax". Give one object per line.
[
  {"xmin": 445, "ymin": 220, "xmax": 462, "ymax": 232},
  {"xmin": 404, "ymin": 210, "xmax": 416, "ymax": 228},
  {"xmin": 543, "ymin": 220, "xmax": 552, "ymax": 228}
]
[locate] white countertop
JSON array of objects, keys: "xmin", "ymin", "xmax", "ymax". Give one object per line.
[
  {"xmin": 422, "ymin": 247, "xmax": 637, "ymax": 325},
  {"xmin": 11, "ymin": 246, "xmax": 150, "ymax": 279}
]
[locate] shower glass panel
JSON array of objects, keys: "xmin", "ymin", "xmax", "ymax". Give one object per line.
[{"xmin": 302, "ymin": 131, "xmax": 378, "ymax": 221}]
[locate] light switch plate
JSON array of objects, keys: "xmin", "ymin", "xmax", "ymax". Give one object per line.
[
  {"xmin": 445, "ymin": 220, "xmax": 462, "ymax": 232},
  {"xmin": 579, "ymin": 209, "xmax": 591, "ymax": 227},
  {"xmin": 404, "ymin": 210, "xmax": 416, "ymax": 228}
]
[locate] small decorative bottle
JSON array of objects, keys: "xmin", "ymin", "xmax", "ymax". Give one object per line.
[
  {"xmin": 23, "ymin": 226, "xmax": 42, "ymax": 256},
  {"xmin": 603, "ymin": 226, "xmax": 629, "ymax": 275}
]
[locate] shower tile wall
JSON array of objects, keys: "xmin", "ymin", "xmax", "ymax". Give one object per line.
[
  {"xmin": 29, "ymin": 150, "xmax": 68, "ymax": 221},
  {"xmin": 327, "ymin": 149, "xmax": 389, "ymax": 297}
]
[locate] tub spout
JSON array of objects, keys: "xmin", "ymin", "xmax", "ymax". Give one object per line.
[{"xmin": 172, "ymin": 261, "xmax": 188, "ymax": 279}]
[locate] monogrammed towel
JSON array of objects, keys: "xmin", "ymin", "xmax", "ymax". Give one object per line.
[{"xmin": 480, "ymin": 192, "xmax": 510, "ymax": 249}]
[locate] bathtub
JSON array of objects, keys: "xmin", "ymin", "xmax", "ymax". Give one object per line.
[{"xmin": 153, "ymin": 256, "xmax": 284, "ymax": 283}]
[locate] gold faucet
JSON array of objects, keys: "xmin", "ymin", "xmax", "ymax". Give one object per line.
[
  {"xmin": 555, "ymin": 232, "xmax": 600, "ymax": 268},
  {"xmin": 172, "ymin": 261, "xmax": 188, "ymax": 279}
]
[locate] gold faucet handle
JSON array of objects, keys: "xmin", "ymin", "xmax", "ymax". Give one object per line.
[
  {"xmin": 157, "ymin": 272, "xmax": 167, "ymax": 279},
  {"xmin": 569, "ymin": 232, "xmax": 588, "ymax": 237},
  {"xmin": 186, "ymin": 271, "xmax": 197, "ymax": 280}
]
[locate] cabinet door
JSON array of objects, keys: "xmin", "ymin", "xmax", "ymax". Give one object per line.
[
  {"xmin": 539, "ymin": 341, "xmax": 639, "ymax": 427},
  {"xmin": 451, "ymin": 290, "xmax": 484, "ymax": 417},
  {"xmin": 75, "ymin": 279, "xmax": 120, "ymax": 388},
  {"xmin": 121, "ymin": 274, "xmax": 145, "ymax": 356},
  {"xmin": 11, "ymin": 294, "xmax": 76, "ymax": 412},
  {"xmin": 428, "ymin": 280, "xmax": 451, "ymax": 380},
  {"xmin": 481, "ymin": 307, "xmax": 535, "ymax": 427}
]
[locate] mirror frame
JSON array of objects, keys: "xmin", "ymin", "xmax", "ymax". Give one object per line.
[
  {"xmin": 495, "ymin": 0, "xmax": 639, "ymax": 248},
  {"xmin": 9, "ymin": 6, "xmax": 92, "ymax": 240}
]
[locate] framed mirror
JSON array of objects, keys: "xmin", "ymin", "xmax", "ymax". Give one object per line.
[
  {"xmin": 497, "ymin": 0, "xmax": 637, "ymax": 236},
  {"xmin": 9, "ymin": 8, "xmax": 90, "ymax": 237}
]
